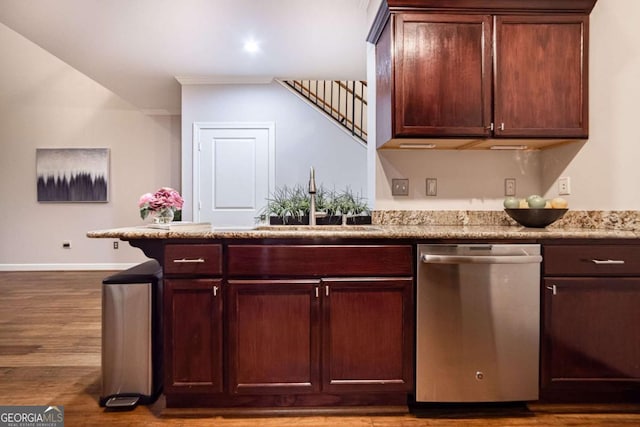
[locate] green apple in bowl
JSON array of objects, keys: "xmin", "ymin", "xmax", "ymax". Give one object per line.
[
  {"xmin": 526, "ymin": 194, "xmax": 541, "ymax": 205},
  {"xmin": 527, "ymin": 195, "xmax": 547, "ymax": 208},
  {"xmin": 503, "ymin": 196, "xmax": 520, "ymax": 209}
]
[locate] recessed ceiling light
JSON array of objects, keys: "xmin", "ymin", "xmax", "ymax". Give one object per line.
[{"xmin": 243, "ymin": 38, "xmax": 260, "ymax": 54}]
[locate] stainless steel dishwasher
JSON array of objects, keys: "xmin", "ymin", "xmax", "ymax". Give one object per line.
[{"xmin": 416, "ymin": 244, "xmax": 542, "ymax": 403}]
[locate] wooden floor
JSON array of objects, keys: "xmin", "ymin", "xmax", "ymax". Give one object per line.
[{"xmin": 1, "ymin": 270, "xmax": 639, "ymax": 426}]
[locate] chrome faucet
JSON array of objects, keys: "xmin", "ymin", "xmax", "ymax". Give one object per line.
[{"xmin": 308, "ymin": 166, "xmax": 317, "ymax": 226}]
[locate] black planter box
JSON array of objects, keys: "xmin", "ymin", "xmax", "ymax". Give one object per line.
[
  {"xmin": 269, "ymin": 216, "xmax": 308, "ymax": 225},
  {"xmin": 268, "ymin": 215, "xmax": 372, "ymax": 226},
  {"xmin": 346, "ymin": 215, "xmax": 372, "ymax": 225},
  {"xmin": 316, "ymin": 215, "xmax": 343, "ymax": 225}
]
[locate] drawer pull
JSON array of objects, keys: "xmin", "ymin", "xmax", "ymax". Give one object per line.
[
  {"xmin": 173, "ymin": 258, "xmax": 206, "ymax": 264},
  {"xmin": 591, "ymin": 259, "xmax": 625, "ymax": 265}
]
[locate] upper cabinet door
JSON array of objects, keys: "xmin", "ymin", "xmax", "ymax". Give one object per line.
[
  {"xmin": 494, "ymin": 15, "xmax": 589, "ymax": 138},
  {"xmin": 394, "ymin": 14, "xmax": 493, "ymax": 137}
]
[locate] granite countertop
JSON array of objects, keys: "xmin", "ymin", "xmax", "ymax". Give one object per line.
[
  {"xmin": 87, "ymin": 210, "xmax": 640, "ymax": 241},
  {"xmin": 86, "ymin": 224, "xmax": 639, "ymax": 241}
]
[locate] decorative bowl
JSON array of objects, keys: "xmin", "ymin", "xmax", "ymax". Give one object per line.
[{"xmin": 505, "ymin": 208, "xmax": 568, "ymax": 228}]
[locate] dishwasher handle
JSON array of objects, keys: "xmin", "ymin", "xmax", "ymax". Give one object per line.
[{"xmin": 421, "ymin": 253, "xmax": 542, "ymax": 265}]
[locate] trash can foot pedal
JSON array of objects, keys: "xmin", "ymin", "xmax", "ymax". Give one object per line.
[{"xmin": 104, "ymin": 396, "xmax": 140, "ymax": 411}]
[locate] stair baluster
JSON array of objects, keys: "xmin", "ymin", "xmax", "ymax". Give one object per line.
[{"xmin": 282, "ymin": 80, "xmax": 367, "ymax": 144}]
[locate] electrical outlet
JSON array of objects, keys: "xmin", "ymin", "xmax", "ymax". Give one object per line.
[
  {"xmin": 62, "ymin": 241, "xmax": 71, "ymax": 249},
  {"xmin": 504, "ymin": 178, "xmax": 516, "ymax": 197},
  {"xmin": 558, "ymin": 177, "xmax": 571, "ymax": 195},
  {"xmin": 426, "ymin": 178, "xmax": 437, "ymax": 196},
  {"xmin": 113, "ymin": 241, "xmax": 119, "ymax": 250},
  {"xmin": 391, "ymin": 178, "xmax": 409, "ymax": 196}
]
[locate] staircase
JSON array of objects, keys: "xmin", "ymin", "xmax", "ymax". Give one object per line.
[{"xmin": 281, "ymin": 80, "xmax": 367, "ymax": 144}]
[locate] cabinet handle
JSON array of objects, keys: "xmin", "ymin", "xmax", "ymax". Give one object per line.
[
  {"xmin": 213, "ymin": 285, "xmax": 218, "ymax": 297},
  {"xmin": 591, "ymin": 259, "xmax": 625, "ymax": 265},
  {"xmin": 499, "ymin": 123, "xmax": 505, "ymax": 131},
  {"xmin": 173, "ymin": 258, "xmax": 205, "ymax": 263},
  {"xmin": 546, "ymin": 285, "xmax": 557, "ymax": 296},
  {"xmin": 325, "ymin": 285, "xmax": 329, "ymax": 297},
  {"xmin": 485, "ymin": 123, "xmax": 494, "ymax": 131},
  {"xmin": 315, "ymin": 287, "xmax": 319, "ymax": 298}
]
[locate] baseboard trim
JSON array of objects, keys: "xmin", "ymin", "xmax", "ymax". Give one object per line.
[{"xmin": 0, "ymin": 263, "xmax": 138, "ymax": 272}]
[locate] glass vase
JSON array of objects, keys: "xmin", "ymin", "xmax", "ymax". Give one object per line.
[{"xmin": 153, "ymin": 208, "xmax": 175, "ymax": 224}]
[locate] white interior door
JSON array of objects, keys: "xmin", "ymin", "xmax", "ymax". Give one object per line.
[{"xmin": 194, "ymin": 123, "xmax": 274, "ymax": 228}]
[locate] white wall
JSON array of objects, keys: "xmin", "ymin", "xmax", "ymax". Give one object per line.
[
  {"xmin": 375, "ymin": 150, "xmax": 542, "ymax": 210},
  {"xmin": 180, "ymin": 83, "xmax": 368, "ymax": 220},
  {"xmin": 0, "ymin": 23, "xmax": 181, "ymax": 269},
  {"xmin": 370, "ymin": 0, "xmax": 640, "ymax": 212}
]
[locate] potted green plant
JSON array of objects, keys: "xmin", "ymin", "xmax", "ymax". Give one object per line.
[
  {"xmin": 338, "ymin": 189, "xmax": 371, "ymax": 225},
  {"xmin": 261, "ymin": 186, "xmax": 371, "ymax": 226},
  {"xmin": 263, "ymin": 185, "xmax": 310, "ymax": 225},
  {"xmin": 315, "ymin": 188, "xmax": 342, "ymax": 225}
]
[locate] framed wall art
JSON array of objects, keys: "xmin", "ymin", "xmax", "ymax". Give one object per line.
[{"xmin": 36, "ymin": 148, "xmax": 110, "ymax": 202}]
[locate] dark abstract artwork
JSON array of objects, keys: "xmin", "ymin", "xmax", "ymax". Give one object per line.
[{"xmin": 36, "ymin": 148, "xmax": 109, "ymax": 202}]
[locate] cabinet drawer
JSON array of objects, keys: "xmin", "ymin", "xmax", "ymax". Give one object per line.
[
  {"xmin": 228, "ymin": 245, "xmax": 413, "ymax": 277},
  {"xmin": 544, "ymin": 245, "xmax": 640, "ymax": 276},
  {"xmin": 164, "ymin": 244, "xmax": 222, "ymax": 276}
]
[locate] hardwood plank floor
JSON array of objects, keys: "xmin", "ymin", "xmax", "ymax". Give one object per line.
[{"xmin": 1, "ymin": 271, "xmax": 639, "ymax": 426}]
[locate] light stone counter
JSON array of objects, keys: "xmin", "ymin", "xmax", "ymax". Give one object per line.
[
  {"xmin": 87, "ymin": 210, "xmax": 640, "ymax": 241},
  {"xmin": 87, "ymin": 224, "xmax": 639, "ymax": 241},
  {"xmin": 374, "ymin": 209, "xmax": 640, "ymax": 231}
]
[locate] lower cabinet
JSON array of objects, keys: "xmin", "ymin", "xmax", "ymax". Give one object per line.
[
  {"xmin": 227, "ymin": 280, "xmax": 321, "ymax": 394},
  {"xmin": 163, "ymin": 242, "xmax": 415, "ymax": 407},
  {"xmin": 321, "ymin": 278, "xmax": 413, "ymax": 393},
  {"xmin": 227, "ymin": 278, "xmax": 414, "ymax": 396},
  {"xmin": 541, "ymin": 244, "xmax": 640, "ymax": 402},
  {"xmin": 163, "ymin": 279, "xmax": 223, "ymax": 395}
]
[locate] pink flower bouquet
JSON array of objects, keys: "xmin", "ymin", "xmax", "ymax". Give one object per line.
[{"xmin": 138, "ymin": 187, "xmax": 184, "ymax": 220}]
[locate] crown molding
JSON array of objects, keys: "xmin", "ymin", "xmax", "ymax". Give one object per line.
[{"xmin": 175, "ymin": 75, "xmax": 274, "ymax": 85}]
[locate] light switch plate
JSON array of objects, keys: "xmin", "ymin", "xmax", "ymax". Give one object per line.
[
  {"xmin": 504, "ymin": 178, "xmax": 516, "ymax": 197},
  {"xmin": 392, "ymin": 179, "xmax": 409, "ymax": 196},
  {"xmin": 426, "ymin": 178, "xmax": 437, "ymax": 196},
  {"xmin": 558, "ymin": 177, "xmax": 571, "ymax": 195}
]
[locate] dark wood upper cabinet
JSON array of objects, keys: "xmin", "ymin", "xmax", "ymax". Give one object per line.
[
  {"xmin": 369, "ymin": 0, "xmax": 597, "ymax": 149},
  {"xmin": 493, "ymin": 15, "xmax": 589, "ymax": 138},
  {"xmin": 393, "ymin": 14, "xmax": 492, "ymax": 138}
]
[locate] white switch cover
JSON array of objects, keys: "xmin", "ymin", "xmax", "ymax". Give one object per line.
[
  {"xmin": 504, "ymin": 178, "xmax": 516, "ymax": 197},
  {"xmin": 426, "ymin": 178, "xmax": 437, "ymax": 196},
  {"xmin": 558, "ymin": 177, "xmax": 571, "ymax": 195}
]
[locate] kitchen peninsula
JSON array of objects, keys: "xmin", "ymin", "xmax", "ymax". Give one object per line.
[{"xmin": 88, "ymin": 211, "xmax": 640, "ymax": 408}]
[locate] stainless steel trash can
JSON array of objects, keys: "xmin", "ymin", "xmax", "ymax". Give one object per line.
[{"xmin": 99, "ymin": 259, "xmax": 162, "ymax": 410}]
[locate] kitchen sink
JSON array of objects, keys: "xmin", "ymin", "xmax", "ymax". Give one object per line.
[{"xmin": 255, "ymin": 225, "xmax": 382, "ymax": 232}]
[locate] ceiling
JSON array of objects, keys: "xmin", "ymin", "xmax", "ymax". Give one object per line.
[{"xmin": 0, "ymin": 0, "xmax": 371, "ymax": 115}]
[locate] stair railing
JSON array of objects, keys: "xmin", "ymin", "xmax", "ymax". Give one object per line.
[{"xmin": 282, "ymin": 80, "xmax": 367, "ymax": 143}]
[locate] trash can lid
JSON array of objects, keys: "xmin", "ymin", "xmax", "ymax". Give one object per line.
[{"xmin": 102, "ymin": 259, "xmax": 162, "ymax": 284}]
